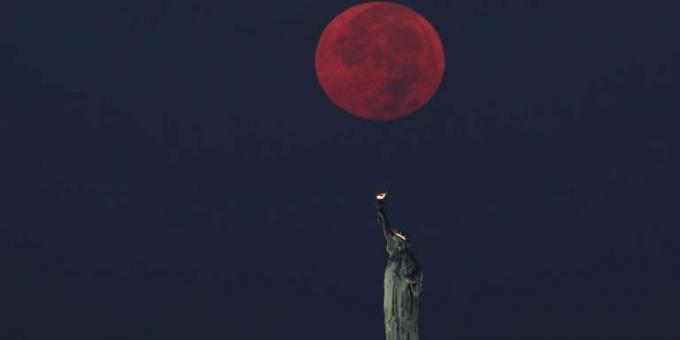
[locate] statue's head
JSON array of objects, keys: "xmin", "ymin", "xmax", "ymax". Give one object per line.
[
  {"xmin": 393, "ymin": 230, "xmax": 408, "ymax": 242},
  {"xmin": 388, "ymin": 230, "xmax": 411, "ymax": 254}
]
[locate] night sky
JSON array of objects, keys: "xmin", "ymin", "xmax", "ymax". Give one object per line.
[{"xmin": 3, "ymin": 1, "xmax": 680, "ymax": 339}]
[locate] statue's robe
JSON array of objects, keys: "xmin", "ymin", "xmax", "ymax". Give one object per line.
[{"xmin": 384, "ymin": 235, "xmax": 423, "ymax": 340}]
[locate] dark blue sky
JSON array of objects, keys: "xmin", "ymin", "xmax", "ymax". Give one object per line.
[{"xmin": 3, "ymin": 1, "xmax": 679, "ymax": 339}]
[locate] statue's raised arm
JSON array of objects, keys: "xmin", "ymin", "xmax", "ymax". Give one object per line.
[{"xmin": 376, "ymin": 192, "xmax": 394, "ymax": 241}]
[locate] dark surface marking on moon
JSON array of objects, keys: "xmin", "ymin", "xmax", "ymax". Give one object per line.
[
  {"xmin": 337, "ymin": 4, "xmax": 394, "ymax": 68},
  {"xmin": 337, "ymin": 4, "xmax": 426, "ymax": 116},
  {"xmin": 381, "ymin": 63, "xmax": 422, "ymax": 115}
]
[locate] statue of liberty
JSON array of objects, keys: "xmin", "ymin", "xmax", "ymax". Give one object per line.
[{"xmin": 376, "ymin": 192, "xmax": 423, "ymax": 340}]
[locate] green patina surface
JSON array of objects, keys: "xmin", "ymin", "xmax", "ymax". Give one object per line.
[{"xmin": 378, "ymin": 204, "xmax": 423, "ymax": 340}]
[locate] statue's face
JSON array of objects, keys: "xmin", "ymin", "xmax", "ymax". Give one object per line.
[{"xmin": 390, "ymin": 234, "xmax": 409, "ymax": 250}]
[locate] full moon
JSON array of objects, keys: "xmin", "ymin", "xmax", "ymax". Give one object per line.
[{"xmin": 315, "ymin": 1, "xmax": 445, "ymax": 121}]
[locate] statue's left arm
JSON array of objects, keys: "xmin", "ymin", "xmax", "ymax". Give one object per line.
[
  {"xmin": 400, "ymin": 255, "xmax": 421, "ymax": 282},
  {"xmin": 401, "ymin": 253, "xmax": 423, "ymax": 295}
]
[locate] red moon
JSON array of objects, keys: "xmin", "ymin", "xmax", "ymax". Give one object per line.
[{"xmin": 315, "ymin": 1, "xmax": 445, "ymax": 121}]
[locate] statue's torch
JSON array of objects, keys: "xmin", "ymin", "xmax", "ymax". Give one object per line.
[{"xmin": 376, "ymin": 191, "xmax": 388, "ymax": 205}]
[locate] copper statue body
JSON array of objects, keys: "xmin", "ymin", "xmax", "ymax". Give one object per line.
[{"xmin": 376, "ymin": 192, "xmax": 423, "ymax": 340}]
